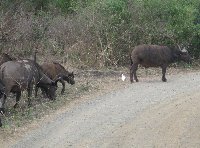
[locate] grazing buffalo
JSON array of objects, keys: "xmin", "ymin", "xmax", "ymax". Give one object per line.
[
  {"xmin": 40, "ymin": 62, "xmax": 75, "ymax": 94},
  {"xmin": 0, "ymin": 60, "xmax": 60, "ymax": 114},
  {"xmin": 130, "ymin": 44, "xmax": 192, "ymax": 83}
]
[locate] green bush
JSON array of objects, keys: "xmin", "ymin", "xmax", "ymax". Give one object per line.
[
  {"xmin": 53, "ymin": 0, "xmax": 77, "ymax": 13},
  {"xmin": 0, "ymin": 0, "xmax": 200, "ymax": 67}
]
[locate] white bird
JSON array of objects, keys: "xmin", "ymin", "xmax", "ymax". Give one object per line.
[{"xmin": 121, "ymin": 74, "xmax": 126, "ymax": 81}]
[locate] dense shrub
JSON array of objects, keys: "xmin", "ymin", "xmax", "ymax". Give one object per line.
[{"xmin": 0, "ymin": 0, "xmax": 199, "ymax": 67}]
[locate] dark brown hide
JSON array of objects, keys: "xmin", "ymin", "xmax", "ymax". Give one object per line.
[
  {"xmin": 41, "ymin": 62, "xmax": 75, "ymax": 94},
  {"xmin": 130, "ymin": 44, "xmax": 191, "ymax": 83}
]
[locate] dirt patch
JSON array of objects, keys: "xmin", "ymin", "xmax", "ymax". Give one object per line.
[{"xmin": 111, "ymin": 91, "xmax": 200, "ymax": 147}]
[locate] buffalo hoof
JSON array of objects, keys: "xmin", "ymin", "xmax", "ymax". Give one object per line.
[
  {"xmin": 130, "ymin": 79, "xmax": 133, "ymax": 83},
  {"xmin": 49, "ymin": 97, "xmax": 56, "ymax": 101},
  {"xmin": 135, "ymin": 79, "xmax": 139, "ymax": 82},
  {"xmin": 162, "ymin": 78, "xmax": 167, "ymax": 82},
  {"xmin": 28, "ymin": 103, "xmax": 32, "ymax": 107},
  {"xmin": 13, "ymin": 103, "xmax": 19, "ymax": 108},
  {"xmin": 61, "ymin": 91, "xmax": 64, "ymax": 95}
]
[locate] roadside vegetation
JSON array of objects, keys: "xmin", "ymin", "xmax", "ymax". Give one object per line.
[{"xmin": 0, "ymin": 0, "xmax": 199, "ymax": 67}]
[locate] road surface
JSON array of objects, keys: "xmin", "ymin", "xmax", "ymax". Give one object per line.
[{"xmin": 10, "ymin": 72, "xmax": 200, "ymax": 148}]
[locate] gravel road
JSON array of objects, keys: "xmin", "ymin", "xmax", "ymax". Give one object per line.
[{"xmin": 10, "ymin": 72, "xmax": 200, "ymax": 148}]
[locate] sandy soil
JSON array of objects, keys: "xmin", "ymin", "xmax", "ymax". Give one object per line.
[
  {"xmin": 1, "ymin": 69, "xmax": 200, "ymax": 148},
  {"xmin": 108, "ymin": 92, "xmax": 200, "ymax": 148}
]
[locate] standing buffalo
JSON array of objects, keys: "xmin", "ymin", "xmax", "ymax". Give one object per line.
[
  {"xmin": 40, "ymin": 62, "xmax": 75, "ymax": 95},
  {"xmin": 0, "ymin": 59, "xmax": 60, "ymax": 114},
  {"xmin": 130, "ymin": 44, "xmax": 192, "ymax": 83}
]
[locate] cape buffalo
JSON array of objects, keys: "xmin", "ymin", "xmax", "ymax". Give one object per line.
[
  {"xmin": 0, "ymin": 59, "xmax": 60, "ymax": 113},
  {"xmin": 40, "ymin": 62, "xmax": 75, "ymax": 95},
  {"xmin": 130, "ymin": 44, "xmax": 192, "ymax": 83}
]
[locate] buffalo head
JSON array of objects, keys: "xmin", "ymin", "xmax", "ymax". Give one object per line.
[
  {"xmin": 41, "ymin": 77, "xmax": 61, "ymax": 100},
  {"xmin": 63, "ymin": 72, "xmax": 75, "ymax": 85},
  {"xmin": 179, "ymin": 48, "xmax": 192, "ymax": 64}
]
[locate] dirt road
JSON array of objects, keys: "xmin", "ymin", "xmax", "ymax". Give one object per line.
[{"xmin": 8, "ymin": 72, "xmax": 200, "ymax": 147}]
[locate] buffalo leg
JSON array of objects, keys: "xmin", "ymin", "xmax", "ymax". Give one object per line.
[
  {"xmin": 0, "ymin": 94, "xmax": 6, "ymax": 114},
  {"xmin": 134, "ymin": 64, "xmax": 139, "ymax": 82},
  {"xmin": 130, "ymin": 64, "xmax": 139, "ymax": 83},
  {"xmin": 130, "ymin": 64, "xmax": 134, "ymax": 83},
  {"xmin": 133, "ymin": 64, "xmax": 139, "ymax": 82},
  {"xmin": 0, "ymin": 118, "xmax": 2, "ymax": 127},
  {"xmin": 130, "ymin": 65, "xmax": 134, "ymax": 83},
  {"xmin": 35, "ymin": 85, "xmax": 38, "ymax": 98},
  {"xmin": 161, "ymin": 66, "xmax": 167, "ymax": 82},
  {"xmin": 14, "ymin": 91, "xmax": 21, "ymax": 108},
  {"xmin": 2, "ymin": 94, "xmax": 6, "ymax": 109},
  {"xmin": 60, "ymin": 79, "xmax": 65, "ymax": 95},
  {"xmin": 27, "ymin": 85, "xmax": 33, "ymax": 107},
  {"xmin": 41, "ymin": 89, "xmax": 47, "ymax": 98}
]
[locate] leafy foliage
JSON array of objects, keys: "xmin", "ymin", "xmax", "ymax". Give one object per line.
[{"xmin": 0, "ymin": 0, "xmax": 199, "ymax": 66}]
